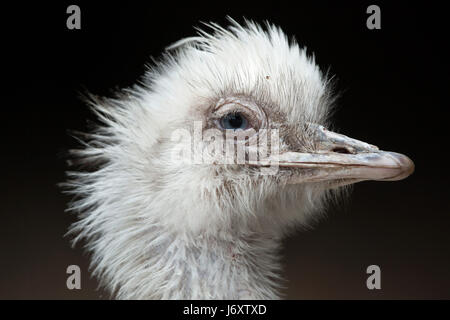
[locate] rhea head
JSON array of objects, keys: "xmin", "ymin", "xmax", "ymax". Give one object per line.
[{"xmin": 120, "ymin": 20, "xmax": 414, "ymax": 235}]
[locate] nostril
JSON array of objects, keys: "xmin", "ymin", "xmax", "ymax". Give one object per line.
[{"xmin": 332, "ymin": 147, "xmax": 352, "ymax": 154}]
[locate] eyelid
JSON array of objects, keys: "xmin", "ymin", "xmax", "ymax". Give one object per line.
[{"xmin": 214, "ymin": 102, "xmax": 252, "ymax": 116}]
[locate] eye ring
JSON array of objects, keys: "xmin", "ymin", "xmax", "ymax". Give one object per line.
[{"xmin": 219, "ymin": 112, "xmax": 249, "ymax": 130}]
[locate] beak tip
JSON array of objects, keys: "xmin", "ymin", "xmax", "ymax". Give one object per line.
[{"xmin": 386, "ymin": 152, "xmax": 415, "ymax": 181}]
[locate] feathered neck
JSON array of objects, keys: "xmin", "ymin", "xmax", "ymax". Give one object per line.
[{"xmin": 83, "ymin": 222, "xmax": 283, "ymax": 299}]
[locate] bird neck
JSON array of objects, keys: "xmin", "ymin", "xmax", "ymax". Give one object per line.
[{"xmin": 137, "ymin": 228, "xmax": 283, "ymax": 299}]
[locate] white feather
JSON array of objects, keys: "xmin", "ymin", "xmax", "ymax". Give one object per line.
[{"xmin": 65, "ymin": 18, "xmax": 337, "ymax": 299}]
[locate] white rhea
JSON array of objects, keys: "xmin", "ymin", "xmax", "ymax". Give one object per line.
[{"xmin": 65, "ymin": 19, "xmax": 414, "ymax": 299}]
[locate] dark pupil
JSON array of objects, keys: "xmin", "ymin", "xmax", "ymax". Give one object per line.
[
  {"xmin": 227, "ymin": 114, "xmax": 243, "ymax": 128},
  {"xmin": 221, "ymin": 113, "xmax": 247, "ymax": 130}
]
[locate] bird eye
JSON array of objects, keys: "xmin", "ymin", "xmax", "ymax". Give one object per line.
[{"xmin": 219, "ymin": 112, "xmax": 249, "ymax": 130}]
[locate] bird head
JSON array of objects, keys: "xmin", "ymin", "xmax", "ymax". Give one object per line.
[{"xmin": 72, "ymin": 19, "xmax": 414, "ymax": 239}]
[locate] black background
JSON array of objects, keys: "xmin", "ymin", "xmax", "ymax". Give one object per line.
[{"xmin": 1, "ymin": 1, "xmax": 449, "ymax": 299}]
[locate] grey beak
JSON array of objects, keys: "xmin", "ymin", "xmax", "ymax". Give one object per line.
[{"xmin": 268, "ymin": 124, "xmax": 414, "ymax": 185}]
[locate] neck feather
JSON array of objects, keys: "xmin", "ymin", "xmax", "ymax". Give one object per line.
[{"xmin": 101, "ymin": 225, "xmax": 283, "ymax": 299}]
